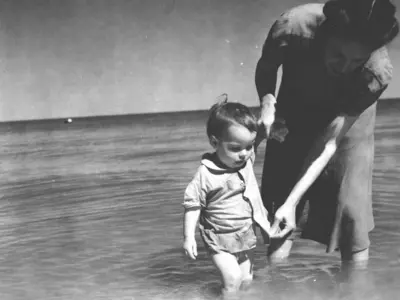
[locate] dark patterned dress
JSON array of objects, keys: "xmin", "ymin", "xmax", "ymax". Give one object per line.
[{"xmin": 256, "ymin": 3, "xmax": 393, "ymax": 252}]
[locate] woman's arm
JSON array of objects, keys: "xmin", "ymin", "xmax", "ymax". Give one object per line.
[
  {"xmin": 285, "ymin": 114, "xmax": 358, "ymax": 207},
  {"xmin": 255, "ymin": 49, "xmax": 280, "ymax": 139},
  {"xmin": 271, "ymin": 114, "xmax": 359, "ymax": 236},
  {"xmin": 255, "ymin": 18, "xmax": 287, "ymax": 101},
  {"xmin": 256, "ymin": 20, "xmax": 287, "ymax": 138},
  {"xmin": 284, "ymin": 76, "xmax": 390, "ymax": 208},
  {"xmin": 255, "ymin": 57, "xmax": 280, "ymax": 104},
  {"xmin": 270, "ymin": 46, "xmax": 392, "ymax": 237}
]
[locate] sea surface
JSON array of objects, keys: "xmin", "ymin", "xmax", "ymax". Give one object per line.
[{"xmin": 1, "ymin": 100, "xmax": 400, "ymax": 300}]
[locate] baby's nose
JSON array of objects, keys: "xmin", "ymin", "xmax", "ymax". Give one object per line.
[{"xmin": 239, "ymin": 150, "xmax": 248, "ymax": 159}]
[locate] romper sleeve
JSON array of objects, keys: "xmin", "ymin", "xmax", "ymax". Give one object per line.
[
  {"xmin": 182, "ymin": 166, "xmax": 207, "ymax": 210},
  {"xmin": 340, "ymin": 47, "xmax": 393, "ymax": 116}
]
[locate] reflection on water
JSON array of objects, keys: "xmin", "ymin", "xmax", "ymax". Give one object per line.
[{"xmin": 1, "ymin": 101, "xmax": 400, "ymax": 300}]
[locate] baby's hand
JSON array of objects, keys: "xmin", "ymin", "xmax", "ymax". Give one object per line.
[{"xmin": 183, "ymin": 237, "xmax": 198, "ymax": 260}]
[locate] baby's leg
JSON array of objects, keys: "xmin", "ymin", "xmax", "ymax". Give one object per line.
[
  {"xmin": 238, "ymin": 249, "xmax": 254, "ymax": 290},
  {"xmin": 211, "ymin": 251, "xmax": 242, "ymax": 295}
]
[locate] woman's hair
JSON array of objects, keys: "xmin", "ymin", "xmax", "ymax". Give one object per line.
[
  {"xmin": 206, "ymin": 94, "xmax": 258, "ymax": 139},
  {"xmin": 323, "ymin": 0, "xmax": 399, "ymax": 49}
]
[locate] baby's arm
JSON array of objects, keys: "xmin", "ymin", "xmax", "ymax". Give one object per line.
[
  {"xmin": 182, "ymin": 166, "xmax": 206, "ymax": 260},
  {"xmin": 183, "ymin": 208, "xmax": 200, "ymax": 260}
]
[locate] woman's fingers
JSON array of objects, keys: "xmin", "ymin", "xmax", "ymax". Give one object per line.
[
  {"xmin": 270, "ymin": 120, "xmax": 289, "ymax": 143},
  {"xmin": 272, "ymin": 222, "xmax": 294, "ymax": 239},
  {"xmin": 270, "ymin": 219, "xmax": 281, "ymax": 236},
  {"xmin": 270, "ymin": 217, "xmax": 295, "ymax": 239},
  {"xmin": 192, "ymin": 245, "xmax": 198, "ymax": 258}
]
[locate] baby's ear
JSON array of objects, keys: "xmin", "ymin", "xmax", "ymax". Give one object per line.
[
  {"xmin": 209, "ymin": 135, "xmax": 218, "ymax": 149},
  {"xmin": 215, "ymin": 93, "xmax": 228, "ymax": 105}
]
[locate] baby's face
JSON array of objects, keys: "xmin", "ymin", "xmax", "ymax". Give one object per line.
[{"xmin": 213, "ymin": 124, "xmax": 257, "ymax": 169}]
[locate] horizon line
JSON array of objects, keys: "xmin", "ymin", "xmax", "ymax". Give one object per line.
[{"xmin": 1, "ymin": 97, "xmax": 399, "ymax": 124}]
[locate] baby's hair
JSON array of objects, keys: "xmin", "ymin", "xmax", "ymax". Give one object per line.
[
  {"xmin": 323, "ymin": 0, "xmax": 399, "ymax": 49},
  {"xmin": 206, "ymin": 94, "xmax": 258, "ymax": 139}
]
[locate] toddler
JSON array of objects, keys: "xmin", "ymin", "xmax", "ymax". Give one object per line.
[{"xmin": 182, "ymin": 94, "xmax": 272, "ymax": 295}]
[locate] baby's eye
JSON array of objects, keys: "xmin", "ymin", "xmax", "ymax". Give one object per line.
[
  {"xmin": 229, "ymin": 146, "xmax": 242, "ymax": 152},
  {"xmin": 246, "ymin": 145, "xmax": 253, "ymax": 151}
]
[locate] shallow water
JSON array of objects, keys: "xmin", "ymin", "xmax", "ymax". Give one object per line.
[{"xmin": 1, "ymin": 101, "xmax": 400, "ymax": 300}]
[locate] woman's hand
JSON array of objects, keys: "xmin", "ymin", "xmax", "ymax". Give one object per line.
[
  {"xmin": 270, "ymin": 203, "xmax": 296, "ymax": 239},
  {"xmin": 258, "ymin": 94, "xmax": 289, "ymax": 142},
  {"xmin": 255, "ymin": 117, "xmax": 289, "ymax": 153},
  {"xmin": 183, "ymin": 237, "xmax": 198, "ymax": 260},
  {"xmin": 270, "ymin": 118, "xmax": 289, "ymax": 143},
  {"xmin": 258, "ymin": 94, "xmax": 277, "ymax": 138}
]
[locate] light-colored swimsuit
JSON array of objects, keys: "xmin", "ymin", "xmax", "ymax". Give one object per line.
[{"xmin": 183, "ymin": 153, "xmax": 270, "ymax": 254}]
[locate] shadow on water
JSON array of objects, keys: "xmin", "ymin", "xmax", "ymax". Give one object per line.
[
  {"xmin": 135, "ymin": 245, "xmax": 223, "ymax": 299},
  {"xmin": 134, "ymin": 238, "xmax": 376, "ymax": 300}
]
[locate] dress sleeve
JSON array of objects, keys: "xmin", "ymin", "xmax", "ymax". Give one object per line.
[
  {"xmin": 182, "ymin": 166, "xmax": 207, "ymax": 210},
  {"xmin": 255, "ymin": 17, "xmax": 290, "ymax": 99},
  {"xmin": 340, "ymin": 48, "xmax": 393, "ymax": 116}
]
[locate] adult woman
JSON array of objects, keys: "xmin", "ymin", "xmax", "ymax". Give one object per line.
[{"xmin": 255, "ymin": 0, "xmax": 399, "ymax": 262}]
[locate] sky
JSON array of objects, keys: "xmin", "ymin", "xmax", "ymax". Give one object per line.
[{"xmin": 0, "ymin": 0, "xmax": 399, "ymax": 122}]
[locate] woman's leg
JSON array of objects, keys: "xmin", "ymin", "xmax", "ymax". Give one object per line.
[
  {"xmin": 337, "ymin": 136, "xmax": 374, "ymax": 263},
  {"xmin": 304, "ymin": 150, "xmax": 373, "ymax": 264},
  {"xmin": 314, "ymin": 111, "xmax": 375, "ymax": 262},
  {"xmin": 268, "ymin": 239, "xmax": 293, "ymax": 261},
  {"xmin": 211, "ymin": 252, "xmax": 243, "ymax": 295},
  {"xmin": 261, "ymin": 135, "xmax": 309, "ymax": 261},
  {"xmin": 341, "ymin": 248, "xmax": 369, "ymax": 263}
]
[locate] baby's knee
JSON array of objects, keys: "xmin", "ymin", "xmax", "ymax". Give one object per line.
[
  {"xmin": 223, "ymin": 272, "xmax": 243, "ymax": 292},
  {"xmin": 240, "ymin": 275, "xmax": 253, "ymax": 291},
  {"xmin": 242, "ymin": 273, "xmax": 253, "ymax": 282}
]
